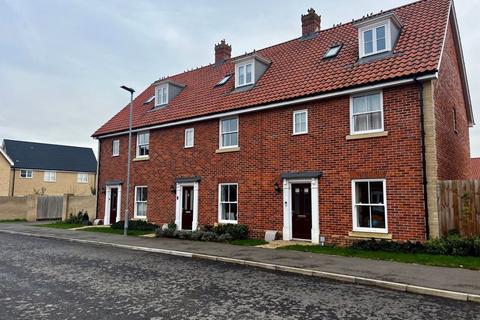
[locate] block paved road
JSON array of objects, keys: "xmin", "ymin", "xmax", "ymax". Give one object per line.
[{"xmin": 0, "ymin": 233, "xmax": 478, "ymax": 320}]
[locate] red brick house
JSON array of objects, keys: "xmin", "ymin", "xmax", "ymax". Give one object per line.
[{"xmin": 93, "ymin": 0, "xmax": 473, "ymax": 244}]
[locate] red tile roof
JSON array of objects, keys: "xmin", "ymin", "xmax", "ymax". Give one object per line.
[
  {"xmin": 93, "ymin": 0, "xmax": 451, "ymax": 137},
  {"xmin": 471, "ymin": 158, "xmax": 480, "ymax": 179}
]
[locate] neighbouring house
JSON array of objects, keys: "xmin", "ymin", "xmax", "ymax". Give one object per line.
[
  {"xmin": 471, "ymin": 158, "xmax": 480, "ymax": 179},
  {"xmin": 93, "ymin": 0, "xmax": 473, "ymax": 244},
  {"xmin": 1, "ymin": 140, "xmax": 97, "ymax": 197}
]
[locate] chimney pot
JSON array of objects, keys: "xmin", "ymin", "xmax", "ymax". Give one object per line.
[
  {"xmin": 301, "ymin": 8, "xmax": 321, "ymax": 37},
  {"xmin": 214, "ymin": 39, "xmax": 231, "ymax": 64}
]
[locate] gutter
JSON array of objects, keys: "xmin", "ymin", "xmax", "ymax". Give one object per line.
[
  {"xmin": 415, "ymin": 77, "xmax": 430, "ymax": 240},
  {"xmin": 94, "ymin": 73, "xmax": 438, "ymax": 139}
]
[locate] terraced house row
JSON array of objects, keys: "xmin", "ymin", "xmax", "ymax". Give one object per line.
[{"xmin": 93, "ymin": 0, "xmax": 473, "ymax": 244}]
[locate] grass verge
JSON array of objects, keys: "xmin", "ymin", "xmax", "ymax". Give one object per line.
[
  {"xmin": 0, "ymin": 219, "xmax": 27, "ymax": 223},
  {"xmin": 80, "ymin": 227, "xmax": 154, "ymax": 237},
  {"xmin": 279, "ymin": 245, "xmax": 480, "ymax": 270},
  {"xmin": 229, "ymin": 239, "xmax": 268, "ymax": 246},
  {"xmin": 35, "ymin": 222, "xmax": 84, "ymax": 229}
]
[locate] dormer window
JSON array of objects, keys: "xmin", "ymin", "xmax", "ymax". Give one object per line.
[
  {"xmin": 233, "ymin": 54, "xmax": 270, "ymax": 89},
  {"xmin": 354, "ymin": 12, "xmax": 402, "ymax": 60},
  {"xmin": 360, "ymin": 22, "xmax": 389, "ymax": 57},
  {"xmin": 155, "ymin": 84, "xmax": 168, "ymax": 107},
  {"xmin": 152, "ymin": 80, "xmax": 185, "ymax": 108},
  {"xmin": 236, "ymin": 61, "xmax": 253, "ymax": 87}
]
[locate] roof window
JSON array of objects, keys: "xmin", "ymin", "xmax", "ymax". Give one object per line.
[
  {"xmin": 323, "ymin": 45, "xmax": 342, "ymax": 59},
  {"xmin": 216, "ymin": 75, "xmax": 232, "ymax": 86},
  {"xmin": 144, "ymin": 95, "xmax": 155, "ymax": 104}
]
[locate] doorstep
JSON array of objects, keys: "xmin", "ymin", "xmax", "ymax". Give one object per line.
[{"xmin": 255, "ymin": 240, "xmax": 313, "ymax": 249}]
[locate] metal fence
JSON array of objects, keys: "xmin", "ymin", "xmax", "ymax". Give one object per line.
[
  {"xmin": 437, "ymin": 180, "xmax": 480, "ymax": 237},
  {"xmin": 36, "ymin": 196, "xmax": 64, "ymax": 220}
]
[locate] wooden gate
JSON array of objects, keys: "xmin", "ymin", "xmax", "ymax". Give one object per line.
[
  {"xmin": 437, "ymin": 180, "xmax": 480, "ymax": 237},
  {"xmin": 36, "ymin": 196, "xmax": 63, "ymax": 220}
]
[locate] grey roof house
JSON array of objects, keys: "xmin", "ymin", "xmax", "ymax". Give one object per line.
[{"xmin": 1, "ymin": 140, "xmax": 97, "ymax": 196}]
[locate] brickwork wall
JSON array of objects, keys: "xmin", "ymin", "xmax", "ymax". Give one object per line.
[
  {"xmin": 97, "ymin": 83, "xmax": 426, "ymax": 244},
  {"xmin": 434, "ymin": 19, "xmax": 471, "ymax": 180}
]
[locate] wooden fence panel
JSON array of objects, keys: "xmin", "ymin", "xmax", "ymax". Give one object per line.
[
  {"xmin": 437, "ymin": 180, "xmax": 480, "ymax": 237},
  {"xmin": 36, "ymin": 196, "xmax": 63, "ymax": 220}
]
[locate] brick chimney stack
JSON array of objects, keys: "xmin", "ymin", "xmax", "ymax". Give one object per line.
[
  {"xmin": 215, "ymin": 39, "xmax": 231, "ymax": 64},
  {"xmin": 301, "ymin": 8, "xmax": 321, "ymax": 37}
]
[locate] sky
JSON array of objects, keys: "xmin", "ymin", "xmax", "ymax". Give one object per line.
[{"xmin": 1, "ymin": 0, "xmax": 479, "ymax": 157}]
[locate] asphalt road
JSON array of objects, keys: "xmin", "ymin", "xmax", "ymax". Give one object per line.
[{"xmin": 0, "ymin": 233, "xmax": 478, "ymax": 320}]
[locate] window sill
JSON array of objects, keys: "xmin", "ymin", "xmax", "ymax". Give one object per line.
[
  {"xmin": 112, "ymin": 155, "xmax": 119, "ymax": 157},
  {"xmin": 346, "ymin": 131, "xmax": 388, "ymax": 140},
  {"xmin": 292, "ymin": 132, "xmax": 308, "ymax": 136},
  {"xmin": 215, "ymin": 147, "xmax": 240, "ymax": 154},
  {"xmin": 133, "ymin": 156, "xmax": 149, "ymax": 161},
  {"xmin": 218, "ymin": 220, "xmax": 238, "ymax": 225},
  {"xmin": 348, "ymin": 231, "xmax": 392, "ymax": 240}
]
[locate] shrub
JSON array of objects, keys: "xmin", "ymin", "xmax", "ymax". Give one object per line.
[
  {"xmin": 190, "ymin": 230, "xmax": 204, "ymax": 241},
  {"xmin": 217, "ymin": 232, "xmax": 233, "ymax": 242},
  {"xmin": 212, "ymin": 224, "xmax": 248, "ymax": 240},
  {"xmin": 155, "ymin": 227, "xmax": 175, "ymax": 238},
  {"xmin": 351, "ymin": 235, "xmax": 480, "ymax": 257},
  {"xmin": 111, "ymin": 220, "xmax": 158, "ymax": 231},
  {"xmin": 66, "ymin": 211, "xmax": 91, "ymax": 225},
  {"xmin": 201, "ymin": 231, "xmax": 219, "ymax": 242}
]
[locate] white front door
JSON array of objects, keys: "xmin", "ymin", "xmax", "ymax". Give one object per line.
[
  {"xmin": 104, "ymin": 185, "xmax": 122, "ymax": 225},
  {"xmin": 282, "ymin": 178, "xmax": 320, "ymax": 244},
  {"xmin": 175, "ymin": 182, "xmax": 199, "ymax": 231}
]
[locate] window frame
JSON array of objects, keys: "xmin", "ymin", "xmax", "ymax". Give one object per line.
[
  {"xmin": 155, "ymin": 84, "xmax": 169, "ymax": 107},
  {"xmin": 351, "ymin": 179, "xmax": 388, "ymax": 233},
  {"xmin": 235, "ymin": 60, "xmax": 255, "ymax": 88},
  {"xmin": 218, "ymin": 183, "xmax": 238, "ymax": 224},
  {"xmin": 134, "ymin": 186, "xmax": 148, "ymax": 219},
  {"xmin": 77, "ymin": 173, "xmax": 88, "ymax": 184},
  {"xmin": 184, "ymin": 128, "xmax": 194, "ymax": 148},
  {"xmin": 20, "ymin": 169, "xmax": 33, "ymax": 179},
  {"xmin": 44, "ymin": 171, "xmax": 57, "ymax": 182},
  {"xmin": 358, "ymin": 21, "xmax": 391, "ymax": 58},
  {"xmin": 219, "ymin": 117, "xmax": 239, "ymax": 149},
  {"xmin": 112, "ymin": 139, "xmax": 120, "ymax": 157},
  {"xmin": 350, "ymin": 91, "xmax": 384, "ymax": 135},
  {"xmin": 292, "ymin": 109, "xmax": 308, "ymax": 135},
  {"xmin": 136, "ymin": 131, "xmax": 150, "ymax": 158}
]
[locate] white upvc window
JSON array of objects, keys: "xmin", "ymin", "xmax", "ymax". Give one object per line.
[
  {"xmin": 136, "ymin": 131, "xmax": 150, "ymax": 157},
  {"xmin": 218, "ymin": 183, "xmax": 238, "ymax": 224},
  {"xmin": 134, "ymin": 186, "xmax": 148, "ymax": 218},
  {"xmin": 235, "ymin": 61, "xmax": 254, "ymax": 87},
  {"xmin": 112, "ymin": 140, "xmax": 120, "ymax": 156},
  {"xmin": 184, "ymin": 128, "xmax": 194, "ymax": 148},
  {"xmin": 155, "ymin": 84, "xmax": 168, "ymax": 106},
  {"xmin": 359, "ymin": 21, "xmax": 391, "ymax": 58},
  {"xmin": 44, "ymin": 171, "xmax": 56, "ymax": 182},
  {"xmin": 20, "ymin": 169, "xmax": 33, "ymax": 179},
  {"xmin": 352, "ymin": 179, "xmax": 387, "ymax": 233},
  {"xmin": 219, "ymin": 117, "xmax": 238, "ymax": 149},
  {"xmin": 350, "ymin": 91, "xmax": 383, "ymax": 135},
  {"xmin": 293, "ymin": 110, "xmax": 308, "ymax": 135},
  {"xmin": 77, "ymin": 173, "xmax": 88, "ymax": 183}
]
